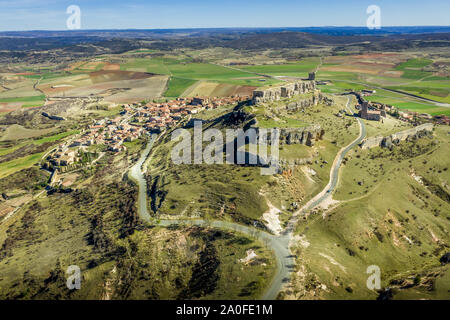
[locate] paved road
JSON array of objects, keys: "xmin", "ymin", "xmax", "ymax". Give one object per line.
[
  {"xmin": 335, "ymin": 79, "xmax": 450, "ymax": 108},
  {"xmin": 284, "ymin": 97, "xmax": 366, "ymax": 233},
  {"xmin": 129, "ymin": 134, "xmax": 157, "ymax": 222},
  {"xmin": 129, "ymin": 96, "xmax": 365, "ymax": 299}
]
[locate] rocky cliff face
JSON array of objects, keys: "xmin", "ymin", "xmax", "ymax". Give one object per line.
[
  {"xmin": 251, "ymin": 80, "xmax": 316, "ymax": 104},
  {"xmin": 285, "ymin": 93, "xmax": 333, "ymax": 112},
  {"xmin": 279, "ymin": 125, "xmax": 324, "ymax": 146},
  {"xmin": 360, "ymin": 123, "xmax": 434, "ymax": 149}
]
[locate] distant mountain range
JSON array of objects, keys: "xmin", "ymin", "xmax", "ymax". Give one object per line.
[
  {"xmin": 1, "ymin": 26, "xmax": 450, "ymax": 39},
  {"xmin": 0, "ymin": 27, "xmax": 448, "ymax": 59}
]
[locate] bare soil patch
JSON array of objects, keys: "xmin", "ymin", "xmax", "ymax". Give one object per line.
[
  {"xmin": 102, "ymin": 63, "xmax": 121, "ymax": 71},
  {"xmin": 0, "ymin": 103, "xmax": 22, "ymax": 113},
  {"xmin": 0, "ymin": 124, "xmax": 55, "ymax": 141},
  {"xmin": 183, "ymin": 81, "xmax": 255, "ymax": 97},
  {"xmin": 89, "ymin": 70, "xmax": 154, "ymax": 83}
]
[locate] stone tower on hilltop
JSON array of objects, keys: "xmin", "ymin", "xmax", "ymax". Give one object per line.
[{"xmin": 251, "ymin": 80, "xmax": 316, "ymax": 104}]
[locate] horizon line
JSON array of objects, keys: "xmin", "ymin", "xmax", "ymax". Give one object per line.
[{"xmin": 1, "ymin": 25, "xmax": 450, "ymax": 33}]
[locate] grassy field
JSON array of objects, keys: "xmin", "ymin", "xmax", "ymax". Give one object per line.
[
  {"xmin": 318, "ymin": 81, "xmax": 366, "ymax": 94},
  {"xmin": 164, "ymin": 77, "xmax": 197, "ymax": 97},
  {"xmin": 0, "ymin": 129, "xmax": 79, "ymax": 179},
  {"xmin": 256, "ymin": 114, "xmax": 309, "ymax": 129},
  {"xmin": 0, "ymin": 95, "xmax": 45, "ymax": 103},
  {"xmin": 0, "ymin": 152, "xmax": 43, "ymax": 179},
  {"xmin": 22, "ymin": 71, "xmax": 66, "ymax": 80},
  {"xmin": 0, "ymin": 94, "xmax": 46, "ymax": 108},
  {"xmin": 362, "ymin": 88, "xmax": 450, "ymax": 116},
  {"xmin": 102, "ymin": 225, "xmax": 276, "ymax": 300},
  {"xmin": 120, "ymin": 57, "xmax": 173, "ymax": 74},
  {"xmin": 0, "ymin": 144, "xmax": 276, "ymax": 299},
  {"xmin": 120, "ymin": 57, "xmax": 280, "ymax": 87},
  {"xmin": 385, "ymin": 84, "xmax": 450, "ymax": 104},
  {"xmin": 0, "ymin": 129, "xmax": 78, "ymax": 154},
  {"xmin": 1, "ymin": 48, "xmax": 448, "ymax": 300},
  {"xmin": 240, "ymin": 58, "xmax": 320, "ymax": 76},
  {"xmin": 313, "ymin": 55, "xmax": 449, "ymax": 114},
  {"xmin": 193, "ymin": 104, "xmax": 235, "ymax": 121},
  {"xmin": 278, "ymin": 144, "xmax": 313, "ymax": 160},
  {"xmin": 318, "ymin": 80, "xmax": 450, "ymax": 115},
  {"xmin": 316, "ymin": 70, "xmax": 360, "ymax": 81},
  {"xmin": 201, "ymin": 229, "xmax": 276, "ymax": 299},
  {"xmin": 33, "ymin": 130, "xmax": 79, "ymax": 144},
  {"xmin": 395, "ymin": 58, "xmax": 433, "ymax": 79},
  {"xmin": 0, "ymin": 125, "xmax": 56, "ymax": 141},
  {"xmin": 122, "ymin": 138, "xmax": 145, "ymax": 154}
]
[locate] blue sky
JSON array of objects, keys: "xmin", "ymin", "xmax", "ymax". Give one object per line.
[{"xmin": 0, "ymin": 0, "xmax": 448, "ymax": 31}]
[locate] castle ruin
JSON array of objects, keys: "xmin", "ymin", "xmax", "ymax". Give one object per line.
[
  {"xmin": 360, "ymin": 101, "xmax": 386, "ymax": 121},
  {"xmin": 360, "ymin": 123, "xmax": 434, "ymax": 149},
  {"xmin": 251, "ymin": 80, "xmax": 316, "ymax": 105}
]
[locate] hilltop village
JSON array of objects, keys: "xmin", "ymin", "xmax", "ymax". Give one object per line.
[
  {"xmin": 43, "ymin": 95, "xmax": 248, "ymax": 171},
  {"xmin": 42, "ymin": 81, "xmax": 448, "ymax": 177}
]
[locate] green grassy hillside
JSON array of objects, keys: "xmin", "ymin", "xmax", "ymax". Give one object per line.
[{"xmin": 285, "ymin": 126, "xmax": 450, "ymax": 300}]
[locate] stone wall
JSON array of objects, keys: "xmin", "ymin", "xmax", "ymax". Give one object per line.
[
  {"xmin": 359, "ymin": 135, "xmax": 384, "ymax": 149},
  {"xmin": 253, "ymin": 124, "xmax": 324, "ymax": 147},
  {"xmin": 360, "ymin": 123, "xmax": 434, "ymax": 149},
  {"xmin": 251, "ymin": 80, "xmax": 316, "ymax": 104}
]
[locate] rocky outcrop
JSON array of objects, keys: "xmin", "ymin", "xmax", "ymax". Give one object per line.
[
  {"xmin": 286, "ymin": 93, "xmax": 333, "ymax": 112},
  {"xmin": 279, "ymin": 156, "xmax": 314, "ymax": 166},
  {"xmin": 440, "ymin": 252, "xmax": 450, "ymax": 265},
  {"xmin": 360, "ymin": 123, "xmax": 434, "ymax": 149},
  {"xmin": 360, "ymin": 135, "xmax": 385, "ymax": 149},
  {"xmin": 279, "ymin": 125, "xmax": 324, "ymax": 146},
  {"xmin": 42, "ymin": 112, "xmax": 65, "ymax": 121},
  {"xmin": 251, "ymin": 80, "xmax": 316, "ymax": 104}
]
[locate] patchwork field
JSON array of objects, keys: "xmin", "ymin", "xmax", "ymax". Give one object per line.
[
  {"xmin": 240, "ymin": 57, "xmax": 321, "ymax": 76},
  {"xmin": 120, "ymin": 57, "xmax": 280, "ymax": 86},
  {"xmin": 181, "ymin": 81, "xmax": 256, "ymax": 98},
  {"xmin": 222, "ymin": 52, "xmax": 450, "ymax": 115},
  {"xmin": 323, "ymin": 53, "xmax": 408, "ymax": 77},
  {"xmin": 0, "ymin": 129, "xmax": 79, "ymax": 179},
  {"xmin": 0, "ymin": 75, "xmax": 45, "ymax": 110},
  {"xmin": 0, "ymin": 124, "xmax": 55, "ymax": 141},
  {"xmin": 102, "ymin": 76, "xmax": 169, "ymax": 103},
  {"xmin": 35, "ymin": 70, "xmax": 169, "ymax": 103},
  {"xmin": 164, "ymin": 77, "xmax": 197, "ymax": 97},
  {"xmin": 0, "ymin": 152, "xmax": 43, "ymax": 179}
]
